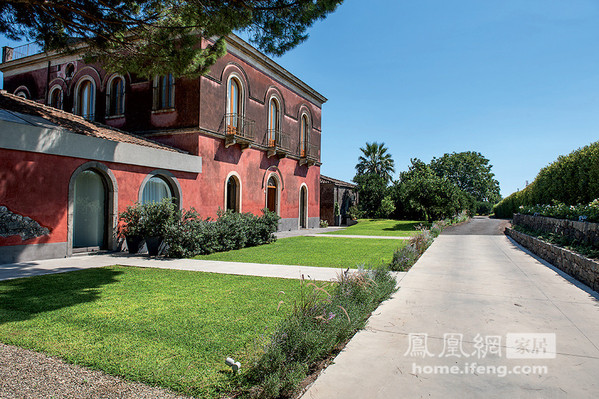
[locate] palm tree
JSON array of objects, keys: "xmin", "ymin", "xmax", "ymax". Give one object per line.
[{"xmin": 355, "ymin": 142, "xmax": 395, "ymax": 183}]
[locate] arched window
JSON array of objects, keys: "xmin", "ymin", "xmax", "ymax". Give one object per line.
[
  {"xmin": 226, "ymin": 77, "xmax": 242, "ymax": 134},
  {"xmin": 225, "ymin": 175, "xmax": 241, "ymax": 212},
  {"xmin": 107, "ymin": 76, "xmax": 125, "ymax": 116},
  {"xmin": 268, "ymin": 98, "xmax": 280, "ymax": 146},
  {"xmin": 266, "ymin": 175, "xmax": 279, "ymax": 215},
  {"xmin": 65, "ymin": 64, "xmax": 75, "ymax": 79},
  {"xmin": 153, "ymin": 74, "xmax": 175, "ymax": 110},
  {"xmin": 76, "ymin": 79, "xmax": 95, "ymax": 121},
  {"xmin": 141, "ymin": 176, "xmax": 173, "ymax": 204},
  {"xmin": 49, "ymin": 86, "xmax": 63, "ymax": 109},
  {"xmin": 300, "ymin": 114, "xmax": 309, "ymax": 157},
  {"xmin": 299, "ymin": 185, "xmax": 308, "ymax": 228}
]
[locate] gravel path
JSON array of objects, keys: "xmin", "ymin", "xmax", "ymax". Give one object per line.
[{"xmin": 0, "ymin": 343, "xmax": 193, "ymax": 399}]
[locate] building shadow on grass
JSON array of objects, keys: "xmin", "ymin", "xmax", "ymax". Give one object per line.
[
  {"xmin": 0, "ymin": 267, "xmax": 123, "ymax": 324},
  {"xmin": 382, "ymin": 221, "xmax": 429, "ymax": 232}
]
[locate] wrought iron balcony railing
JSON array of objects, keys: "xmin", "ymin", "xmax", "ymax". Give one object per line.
[
  {"xmin": 264, "ymin": 129, "xmax": 289, "ymax": 152},
  {"xmin": 224, "ymin": 113, "xmax": 254, "ymax": 140},
  {"xmin": 2, "ymin": 42, "xmax": 43, "ymax": 63},
  {"xmin": 299, "ymin": 143, "xmax": 319, "ymax": 159},
  {"xmin": 299, "ymin": 143, "xmax": 319, "ymax": 166}
]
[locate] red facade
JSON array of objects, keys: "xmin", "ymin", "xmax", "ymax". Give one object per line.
[{"xmin": 0, "ymin": 35, "xmax": 325, "ymax": 263}]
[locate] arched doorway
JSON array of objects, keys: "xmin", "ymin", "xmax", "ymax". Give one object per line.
[
  {"xmin": 226, "ymin": 175, "xmax": 240, "ymax": 212},
  {"xmin": 300, "ymin": 185, "xmax": 308, "ymax": 228},
  {"xmin": 73, "ymin": 169, "xmax": 107, "ymax": 249},
  {"xmin": 266, "ymin": 176, "xmax": 278, "ymax": 214}
]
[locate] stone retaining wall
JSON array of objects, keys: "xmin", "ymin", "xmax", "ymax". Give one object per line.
[
  {"xmin": 512, "ymin": 213, "xmax": 599, "ymax": 247},
  {"xmin": 506, "ymin": 227, "xmax": 599, "ymax": 291}
]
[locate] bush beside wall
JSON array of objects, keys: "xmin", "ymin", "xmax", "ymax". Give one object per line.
[{"xmin": 493, "ymin": 140, "xmax": 599, "ymax": 218}]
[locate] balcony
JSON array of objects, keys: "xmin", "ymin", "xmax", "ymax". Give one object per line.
[
  {"xmin": 2, "ymin": 42, "xmax": 43, "ymax": 63},
  {"xmin": 224, "ymin": 113, "xmax": 255, "ymax": 150},
  {"xmin": 264, "ymin": 129, "xmax": 290, "ymax": 158},
  {"xmin": 299, "ymin": 143, "xmax": 319, "ymax": 166}
]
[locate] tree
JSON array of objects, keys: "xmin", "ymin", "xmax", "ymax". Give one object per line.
[
  {"xmin": 355, "ymin": 142, "xmax": 395, "ymax": 183},
  {"xmin": 353, "ymin": 173, "xmax": 389, "ymax": 219},
  {"xmin": 394, "ymin": 159, "xmax": 467, "ymax": 221},
  {"xmin": 429, "ymin": 151, "xmax": 501, "ymax": 204},
  {"xmin": 0, "ymin": 0, "xmax": 343, "ymax": 77}
]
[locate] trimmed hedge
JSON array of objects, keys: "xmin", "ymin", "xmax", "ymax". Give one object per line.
[
  {"xmin": 164, "ymin": 209, "xmax": 280, "ymax": 258},
  {"xmin": 494, "ymin": 140, "xmax": 599, "ymax": 218}
]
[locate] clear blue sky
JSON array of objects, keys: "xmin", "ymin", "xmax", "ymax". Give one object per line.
[{"xmin": 2, "ymin": 0, "xmax": 599, "ymax": 197}]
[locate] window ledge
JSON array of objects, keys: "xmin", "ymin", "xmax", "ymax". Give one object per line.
[
  {"xmin": 105, "ymin": 114, "xmax": 125, "ymax": 120},
  {"xmin": 152, "ymin": 108, "xmax": 176, "ymax": 114}
]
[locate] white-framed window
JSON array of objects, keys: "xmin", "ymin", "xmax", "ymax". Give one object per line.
[
  {"xmin": 265, "ymin": 174, "xmax": 280, "ymax": 215},
  {"xmin": 107, "ymin": 75, "xmax": 125, "ymax": 116},
  {"xmin": 75, "ymin": 77, "xmax": 96, "ymax": 121},
  {"xmin": 153, "ymin": 74, "xmax": 175, "ymax": 110},
  {"xmin": 300, "ymin": 113, "xmax": 310, "ymax": 156},
  {"xmin": 226, "ymin": 76, "xmax": 243, "ymax": 135},
  {"xmin": 225, "ymin": 172, "xmax": 242, "ymax": 213},
  {"xmin": 49, "ymin": 85, "xmax": 63, "ymax": 109},
  {"xmin": 267, "ymin": 97, "xmax": 281, "ymax": 145}
]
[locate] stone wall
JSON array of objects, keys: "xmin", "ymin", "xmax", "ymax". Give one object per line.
[
  {"xmin": 506, "ymin": 228, "xmax": 599, "ymax": 291},
  {"xmin": 513, "ymin": 213, "xmax": 599, "ymax": 247}
]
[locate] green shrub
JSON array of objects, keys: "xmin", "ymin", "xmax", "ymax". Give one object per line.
[
  {"xmin": 246, "ymin": 267, "xmax": 396, "ymax": 398},
  {"xmin": 162, "ymin": 209, "xmax": 280, "ymax": 258},
  {"xmin": 118, "ymin": 202, "xmax": 144, "ymax": 237},
  {"xmin": 475, "ymin": 201, "xmax": 494, "ymax": 215},
  {"xmin": 348, "ymin": 204, "xmax": 364, "ymax": 220},
  {"xmin": 139, "ymin": 198, "xmax": 178, "ymax": 237},
  {"xmin": 319, "ymin": 219, "xmax": 329, "ymax": 228},
  {"xmin": 494, "ymin": 140, "xmax": 599, "ymax": 217},
  {"xmin": 375, "ymin": 195, "xmax": 396, "ymax": 219}
]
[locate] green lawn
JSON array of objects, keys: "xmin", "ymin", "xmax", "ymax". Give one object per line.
[
  {"xmin": 0, "ymin": 266, "xmax": 303, "ymax": 398},
  {"xmin": 194, "ymin": 236, "xmax": 405, "ymax": 268},
  {"xmin": 325, "ymin": 219, "xmax": 428, "ymax": 237}
]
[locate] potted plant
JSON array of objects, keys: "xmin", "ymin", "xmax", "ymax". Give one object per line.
[
  {"xmin": 141, "ymin": 198, "xmax": 177, "ymax": 256},
  {"xmin": 119, "ymin": 203, "xmax": 145, "ymax": 254},
  {"xmin": 334, "ymin": 202, "xmax": 341, "ymax": 226}
]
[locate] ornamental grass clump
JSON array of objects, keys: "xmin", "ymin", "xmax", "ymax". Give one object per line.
[{"xmin": 245, "ymin": 266, "xmax": 396, "ymax": 398}]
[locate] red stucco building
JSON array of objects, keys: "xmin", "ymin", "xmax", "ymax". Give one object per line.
[{"xmin": 0, "ymin": 35, "xmax": 325, "ymax": 263}]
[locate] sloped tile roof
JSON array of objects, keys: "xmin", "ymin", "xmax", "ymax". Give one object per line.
[
  {"xmin": 0, "ymin": 90, "xmax": 184, "ymax": 153},
  {"xmin": 320, "ymin": 174, "xmax": 356, "ymax": 188}
]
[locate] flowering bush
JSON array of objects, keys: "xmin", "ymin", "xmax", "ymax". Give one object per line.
[{"xmin": 518, "ymin": 200, "xmax": 599, "ymax": 223}]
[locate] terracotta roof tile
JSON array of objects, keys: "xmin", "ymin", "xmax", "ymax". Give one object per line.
[
  {"xmin": 320, "ymin": 175, "xmax": 356, "ymax": 188},
  {"xmin": 0, "ymin": 90, "xmax": 184, "ymax": 153}
]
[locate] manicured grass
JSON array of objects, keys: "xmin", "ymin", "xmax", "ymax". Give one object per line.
[
  {"xmin": 194, "ymin": 236, "xmax": 405, "ymax": 268},
  {"xmin": 325, "ymin": 219, "xmax": 429, "ymax": 237},
  {"xmin": 0, "ymin": 266, "xmax": 303, "ymax": 398}
]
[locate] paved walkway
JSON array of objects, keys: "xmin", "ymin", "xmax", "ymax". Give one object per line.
[
  {"xmin": 306, "ymin": 234, "xmax": 410, "ymax": 240},
  {"xmin": 0, "ymin": 254, "xmax": 357, "ymax": 282},
  {"xmin": 302, "ymin": 217, "xmax": 599, "ymax": 398}
]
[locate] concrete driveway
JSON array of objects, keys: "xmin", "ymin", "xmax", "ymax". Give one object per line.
[{"xmin": 302, "ymin": 217, "xmax": 599, "ymax": 398}]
